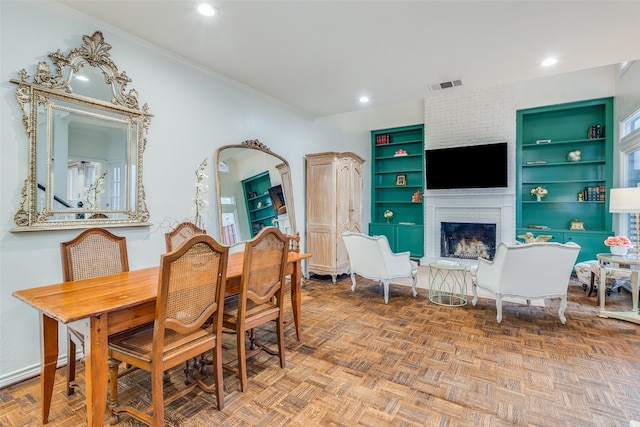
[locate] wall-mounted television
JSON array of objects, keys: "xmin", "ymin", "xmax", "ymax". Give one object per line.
[{"xmin": 425, "ymin": 142, "xmax": 508, "ymax": 190}]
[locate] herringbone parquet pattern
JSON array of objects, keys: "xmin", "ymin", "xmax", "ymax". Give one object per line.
[{"xmin": 1, "ymin": 275, "xmax": 639, "ymax": 426}]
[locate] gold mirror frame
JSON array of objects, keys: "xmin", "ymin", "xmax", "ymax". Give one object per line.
[
  {"xmin": 215, "ymin": 139, "xmax": 297, "ymax": 244},
  {"xmin": 10, "ymin": 31, "xmax": 152, "ymax": 231}
]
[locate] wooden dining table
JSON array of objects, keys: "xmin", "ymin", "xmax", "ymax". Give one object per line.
[{"xmin": 12, "ymin": 250, "xmax": 311, "ymax": 427}]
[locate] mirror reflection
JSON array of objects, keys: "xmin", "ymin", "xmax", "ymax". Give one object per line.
[
  {"xmin": 215, "ymin": 140, "xmax": 296, "ymax": 245},
  {"xmin": 11, "ymin": 30, "xmax": 151, "ymax": 230}
]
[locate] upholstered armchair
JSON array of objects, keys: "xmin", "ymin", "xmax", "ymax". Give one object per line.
[
  {"xmin": 471, "ymin": 241, "xmax": 581, "ymax": 323},
  {"xmin": 341, "ymin": 232, "xmax": 418, "ymax": 304}
]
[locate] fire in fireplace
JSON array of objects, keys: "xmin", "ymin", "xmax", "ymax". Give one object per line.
[{"xmin": 440, "ymin": 222, "xmax": 496, "ymax": 260}]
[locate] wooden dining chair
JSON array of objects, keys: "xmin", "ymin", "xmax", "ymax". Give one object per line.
[
  {"xmin": 222, "ymin": 226, "xmax": 289, "ymax": 392},
  {"xmin": 164, "ymin": 221, "xmax": 206, "ymax": 252},
  {"xmin": 108, "ymin": 234, "xmax": 228, "ymax": 426},
  {"xmin": 60, "ymin": 227, "xmax": 129, "ymax": 396}
]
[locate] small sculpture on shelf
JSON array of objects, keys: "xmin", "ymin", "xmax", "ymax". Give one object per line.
[
  {"xmin": 567, "ymin": 150, "xmax": 581, "ymax": 162},
  {"xmin": 517, "ymin": 232, "xmax": 552, "ymax": 243}
]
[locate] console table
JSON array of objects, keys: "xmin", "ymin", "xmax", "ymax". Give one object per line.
[{"xmin": 595, "ymin": 253, "xmax": 640, "ymax": 324}]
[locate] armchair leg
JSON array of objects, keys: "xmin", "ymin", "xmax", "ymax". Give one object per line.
[
  {"xmin": 350, "ymin": 272, "xmax": 357, "ymax": 292},
  {"xmin": 558, "ymin": 295, "xmax": 568, "ymax": 324},
  {"xmin": 382, "ymin": 280, "xmax": 390, "ymax": 304},
  {"xmin": 471, "ymin": 282, "xmax": 479, "ymax": 306},
  {"xmin": 495, "ymin": 295, "xmax": 503, "ymax": 323},
  {"xmin": 411, "ymin": 274, "xmax": 418, "ymax": 297}
]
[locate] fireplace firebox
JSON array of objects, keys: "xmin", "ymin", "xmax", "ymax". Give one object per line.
[{"xmin": 440, "ymin": 222, "xmax": 496, "ymax": 260}]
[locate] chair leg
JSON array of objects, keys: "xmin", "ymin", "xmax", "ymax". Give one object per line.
[
  {"xmin": 212, "ymin": 342, "xmax": 225, "ymax": 410},
  {"xmin": 237, "ymin": 329, "xmax": 248, "ymax": 392},
  {"xmin": 67, "ymin": 334, "xmax": 76, "ymax": 396},
  {"xmin": 495, "ymin": 295, "xmax": 504, "ymax": 323},
  {"xmin": 350, "ymin": 272, "xmax": 357, "ymax": 292},
  {"xmin": 276, "ymin": 317, "xmax": 286, "ymax": 369},
  {"xmin": 471, "ymin": 282, "xmax": 479, "ymax": 306},
  {"xmin": 151, "ymin": 367, "xmax": 166, "ymax": 427},
  {"xmin": 108, "ymin": 357, "xmax": 121, "ymax": 425},
  {"xmin": 558, "ymin": 295, "xmax": 568, "ymax": 324},
  {"xmin": 411, "ymin": 273, "xmax": 418, "ymax": 297},
  {"xmin": 588, "ymin": 271, "xmax": 597, "ymax": 297},
  {"xmin": 382, "ymin": 280, "xmax": 390, "ymax": 304}
]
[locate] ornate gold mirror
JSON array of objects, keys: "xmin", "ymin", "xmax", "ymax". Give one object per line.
[
  {"xmin": 11, "ymin": 31, "xmax": 152, "ymax": 230},
  {"xmin": 215, "ymin": 140, "xmax": 296, "ymax": 244}
]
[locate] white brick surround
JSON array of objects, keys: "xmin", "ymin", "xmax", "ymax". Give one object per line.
[{"xmin": 421, "ymin": 85, "xmax": 517, "ymax": 265}]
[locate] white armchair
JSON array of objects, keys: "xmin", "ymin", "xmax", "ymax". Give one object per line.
[
  {"xmin": 341, "ymin": 232, "xmax": 418, "ymax": 304},
  {"xmin": 471, "ymin": 241, "xmax": 581, "ymax": 323}
]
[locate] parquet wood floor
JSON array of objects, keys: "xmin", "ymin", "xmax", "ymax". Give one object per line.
[{"xmin": 1, "ymin": 275, "xmax": 639, "ymax": 426}]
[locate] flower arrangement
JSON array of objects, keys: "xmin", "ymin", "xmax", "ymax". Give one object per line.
[
  {"xmin": 604, "ymin": 235, "xmax": 633, "ymax": 247},
  {"xmin": 192, "ymin": 158, "xmax": 208, "ymax": 230},
  {"xmin": 84, "ymin": 171, "xmax": 108, "ymax": 209},
  {"xmin": 530, "ymin": 186, "xmax": 548, "ymax": 198},
  {"xmin": 384, "ymin": 209, "xmax": 394, "ymax": 223}
]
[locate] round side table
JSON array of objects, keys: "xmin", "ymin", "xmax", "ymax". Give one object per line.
[{"xmin": 428, "ymin": 260, "xmax": 468, "ymax": 306}]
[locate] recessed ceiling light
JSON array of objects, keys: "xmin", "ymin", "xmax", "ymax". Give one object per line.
[
  {"xmin": 541, "ymin": 57, "xmax": 558, "ymax": 67},
  {"xmin": 359, "ymin": 96, "xmax": 370, "ymax": 104},
  {"xmin": 197, "ymin": 3, "xmax": 217, "ymax": 17}
]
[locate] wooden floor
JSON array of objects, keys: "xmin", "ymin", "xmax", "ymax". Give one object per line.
[{"xmin": 1, "ymin": 274, "xmax": 639, "ymax": 427}]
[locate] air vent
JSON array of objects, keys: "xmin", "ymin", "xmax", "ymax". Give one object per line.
[{"xmin": 429, "ymin": 79, "xmax": 463, "ymax": 91}]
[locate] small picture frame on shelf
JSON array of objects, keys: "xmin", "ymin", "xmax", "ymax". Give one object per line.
[{"xmin": 395, "ymin": 174, "xmax": 406, "ymax": 186}]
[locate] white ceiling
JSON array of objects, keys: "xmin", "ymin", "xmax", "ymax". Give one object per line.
[{"xmin": 58, "ymin": 0, "xmax": 640, "ymax": 118}]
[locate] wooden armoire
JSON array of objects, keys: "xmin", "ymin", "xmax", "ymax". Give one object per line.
[{"xmin": 305, "ymin": 151, "xmax": 364, "ymax": 283}]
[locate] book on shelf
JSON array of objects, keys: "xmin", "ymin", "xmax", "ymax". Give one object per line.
[
  {"xmin": 528, "ymin": 225, "xmax": 550, "ymax": 229},
  {"xmin": 582, "ymin": 185, "xmax": 606, "ymax": 201},
  {"xmin": 525, "ymin": 160, "xmax": 548, "ymax": 165},
  {"xmin": 375, "ymin": 134, "xmax": 390, "ymax": 145}
]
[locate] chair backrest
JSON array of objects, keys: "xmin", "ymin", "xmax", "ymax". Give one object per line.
[
  {"xmin": 240, "ymin": 226, "xmax": 289, "ymax": 307},
  {"xmin": 61, "ymin": 228, "xmax": 129, "ymax": 281},
  {"xmin": 165, "ymin": 222, "xmax": 206, "ymax": 252},
  {"xmin": 156, "ymin": 234, "xmax": 228, "ymax": 337},
  {"xmin": 341, "ymin": 232, "xmax": 391, "ymax": 278},
  {"xmin": 476, "ymin": 241, "xmax": 581, "ymax": 298}
]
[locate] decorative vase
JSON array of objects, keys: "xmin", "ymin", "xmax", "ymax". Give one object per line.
[
  {"xmin": 386, "ymin": 218, "xmax": 391, "ymax": 223},
  {"xmin": 536, "ymin": 195, "xmax": 542, "ymax": 202},
  {"xmin": 610, "ymin": 245, "xmax": 629, "ymax": 256}
]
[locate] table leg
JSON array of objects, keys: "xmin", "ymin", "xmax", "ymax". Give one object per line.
[
  {"xmin": 84, "ymin": 315, "xmax": 109, "ymax": 427},
  {"xmin": 40, "ymin": 313, "xmax": 58, "ymax": 424},
  {"xmin": 632, "ymin": 270, "xmax": 639, "ymax": 312},
  {"xmin": 598, "ymin": 266, "xmax": 607, "ymax": 313},
  {"xmin": 290, "ymin": 260, "xmax": 302, "ymax": 340}
]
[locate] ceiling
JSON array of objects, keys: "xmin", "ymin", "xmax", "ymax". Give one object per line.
[{"xmin": 58, "ymin": 0, "xmax": 640, "ymax": 118}]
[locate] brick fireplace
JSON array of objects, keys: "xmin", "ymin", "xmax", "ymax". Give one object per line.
[{"xmin": 421, "ymin": 192, "xmax": 515, "ymax": 265}]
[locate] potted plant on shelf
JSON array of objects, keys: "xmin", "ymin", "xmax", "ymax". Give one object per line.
[
  {"xmin": 531, "ymin": 186, "xmax": 548, "ymax": 202},
  {"xmin": 384, "ymin": 209, "xmax": 394, "ymax": 223}
]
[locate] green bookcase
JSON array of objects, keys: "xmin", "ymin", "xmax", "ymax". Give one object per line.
[
  {"xmin": 516, "ymin": 97, "xmax": 614, "ymax": 263},
  {"xmin": 369, "ymin": 124, "xmax": 425, "ymax": 258},
  {"xmin": 242, "ymin": 171, "xmax": 276, "ymax": 237}
]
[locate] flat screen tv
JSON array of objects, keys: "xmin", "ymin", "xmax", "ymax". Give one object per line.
[{"xmin": 425, "ymin": 142, "xmax": 508, "ymax": 190}]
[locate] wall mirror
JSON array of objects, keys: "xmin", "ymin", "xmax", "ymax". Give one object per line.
[
  {"xmin": 11, "ymin": 30, "xmax": 152, "ymax": 231},
  {"xmin": 215, "ymin": 140, "xmax": 296, "ymax": 244}
]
